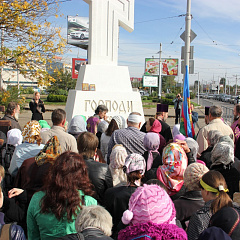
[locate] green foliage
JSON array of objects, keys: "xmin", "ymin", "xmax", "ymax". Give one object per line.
[
  {"xmin": 151, "ymin": 91, "xmax": 158, "ymax": 97},
  {"xmin": 160, "ymin": 97, "xmax": 174, "ymax": 105},
  {"xmin": 21, "ymin": 87, "xmax": 34, "ymax": 94},
  {"xmin": 47, "ymin": 69, "xmax": 76, "ymax": 95},
  {"xmin": 165, "ymin": 93, "xmax": 176, "ymax": 99},
  {"xmin": 190, "ymin": 92, "xmax": 196, "ymax": 99},
  {"xmin": 47, "ymin": 94, "xmax": 67, "ymax": 102},
  {"xmin": 0, "ymin": 86, "xmax": 25, "ymax": 109}
]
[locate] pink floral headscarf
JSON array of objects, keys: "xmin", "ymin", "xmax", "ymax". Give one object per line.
[{"xmin": 157, "ymin": 143, "xmax": 188, "ymax": 196}]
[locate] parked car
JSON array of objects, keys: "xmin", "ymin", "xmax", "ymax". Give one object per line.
[
  {"xmin": 234, "ymin": 96, "xmax": 240, "ymax": 105},
  {"xmin": 70, "ymin": 29, "xmax": 89, "ymax": 40},
  {"xmin": 207, "ymin": 94, "xmax": 214, "ymax": 99},
  {"xmin": 222, "ymin": 95, "xmax": 231, "ymax": 102},
  {"xmin": 230, "ymin": 96, "xmax": 237, "ymax": 104},
  {"xmin": 213, "ymin": 94, "xmax": 220, "ymax": 100}
]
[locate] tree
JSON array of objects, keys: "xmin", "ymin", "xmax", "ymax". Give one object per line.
[
  {"xmin": 47, "ymin": 69, "xmax": 77, "ymax": 95},
  {"xmin": 162, "ymin": 76, "xmax": 176, "ymax": 93},
  {"xmin": 0, "ymin": 0, "xmax": 66, "ymax": 86}
]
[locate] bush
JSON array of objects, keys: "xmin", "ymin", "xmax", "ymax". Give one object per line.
[
  {"xmin": 147, "ymin": 96, "xmax": 153, "ymax": 100},
  {"xmin": 47, "ymin": 89, "xmax": 68, "ymax": 96},
  {"xmin": 165, "ymin": 93, "xmax": 176, "ymax": 100},
  {"xmin": 141, "ymin": 96, "xmax": 148, "ymax": 101},
  {"xmin": 160, "ymin": 97, "xmax": 174, "ymax": 105},
  {"xmin": 190, "ymin": 92, "xmax": 196, "ymax": 99},
  {"xmin": 47, "ymin": 94, "xmax": 67, "ymax": 102},
  {"xmin": 22, "ymin": 87, "xmax": 34, "ymax": 94},
  {"xmin": 152, "ymin": 98, "xmax": 159, "ymax": 102}
]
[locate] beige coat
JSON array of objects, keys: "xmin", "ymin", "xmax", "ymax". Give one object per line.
[
  {"xmin": 197, "ymin": 118, "xmax": 234, "ymax": 155},
  {"xmin": 40, "ymin": 125, "xmax": 78, "ymax": 153}
]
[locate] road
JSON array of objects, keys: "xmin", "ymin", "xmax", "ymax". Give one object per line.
[{"xmin": 192, "ymin": 98, "xmax": 235, "ymax": 110}]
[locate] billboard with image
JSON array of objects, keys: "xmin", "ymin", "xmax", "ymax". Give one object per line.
[
  {"xmin": 67, "ymin": 16, "xmax": 89, "ymax": 50},
  {"xmin": 145, "ymin": 58, "xmax": 178, "ymax": 76}
]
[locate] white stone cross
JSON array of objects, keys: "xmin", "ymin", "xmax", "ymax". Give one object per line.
[{"xmin": 83, "ymin": 0, "xmax": 134, "ymax": 66}]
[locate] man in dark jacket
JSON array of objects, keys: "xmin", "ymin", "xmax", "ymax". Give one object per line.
[{"xmin": 1, "ymin": 102, "xmax": 21, "ymax": 131}]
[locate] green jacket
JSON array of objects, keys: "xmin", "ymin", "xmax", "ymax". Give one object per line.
[{"xmin": 27, "ymin": 190, "xmax": 97, "ymax": 240}]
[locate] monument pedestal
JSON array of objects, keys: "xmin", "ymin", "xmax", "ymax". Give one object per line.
[{"xmin": 65, "ymin": 65, "xmax": 144, "ymax": 123}]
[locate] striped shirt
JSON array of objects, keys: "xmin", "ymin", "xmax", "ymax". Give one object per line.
[{"xmin": 107, "ymin": 127, "xmax": 146, "ymax": 164}]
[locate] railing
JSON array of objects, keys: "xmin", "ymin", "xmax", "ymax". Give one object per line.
[{"xmin": 221, "ymin": 105, "xmax": 234, "ymax": 125}]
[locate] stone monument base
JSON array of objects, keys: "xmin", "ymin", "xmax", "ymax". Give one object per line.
[{"xmin": 65, "ymin": 90, "xmax": 145, "ymax": 124}]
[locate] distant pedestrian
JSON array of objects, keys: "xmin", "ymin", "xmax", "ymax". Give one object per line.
[
  {"xmin": 173, "ymin": 93, "xmax": 183, "ymax": 124},
  {"xmin": 29, "ymin": 92, "xmax": 45, "ymax": 121},
  {"xmin": 190, "ymin": 104, "xmax": 198, "ymax": 128}
]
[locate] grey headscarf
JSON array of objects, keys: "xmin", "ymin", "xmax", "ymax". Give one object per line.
[
  {"xmin": 218, "ymin": 136, "xmax": 234, "ymax": 148},
  {"xmin": 211, "ymin": 142, "xmax": 234, "ymax": 168},
  {"xmin": 112, "ymin": 116, "xmax": 126, "ymax": 129},
  {"xmin": 172, "ymin": 124, "xmax": 180, "ymax": 139},
  {"xmin": 208, "ymin": 130, "xmax": 223, "ymax": 146},
  {"xmin": 97, "ymin": 120, "xmax": 109, "ymax": 133},
  {"xmin": 185, "ymin": 137, "xmax": 199, "ymax": 161},
  {"xmin": 68, "ymin": 115, "xmax": 87, "ymax": 134}
]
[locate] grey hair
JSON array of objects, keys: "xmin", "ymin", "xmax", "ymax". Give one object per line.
[
  {"xmin": 75, "ymin": 205, "xmax": 113, "ymax": 236},
  {"xmin": 209, "ymin": 106, "xmax": 222, "ymax": 118},
  {"xmin": 95, "ymin": 105, "xmax": 108, "ymax": 114},
  {"xmin": 208, "ymin": 130, "xmax": 223, "ymax": 146}
]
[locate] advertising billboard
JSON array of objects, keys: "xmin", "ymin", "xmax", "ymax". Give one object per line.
[
  {"xmin": 67, "ymin": 16, "xmax": 89, "ymax": 50},
  {"xmin": 72, "ymin": 58, "xmax": 88, "ymax": 79},
  {"xmin": 143, "ymin": 75, "xmax": 158, "ymax": 87},
  {"xmin": 145, "ymin": 58, "xmax": 179, "ymax": 76}
]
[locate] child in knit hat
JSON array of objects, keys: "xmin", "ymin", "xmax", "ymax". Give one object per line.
[{"xmin": 118, "ymin": 184, "xmax": 187, "ymax": 240}]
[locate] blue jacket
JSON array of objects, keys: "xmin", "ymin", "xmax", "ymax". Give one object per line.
[{"xmin": 192, "ymin": 111, "xmax": 198, "ymax": 127}]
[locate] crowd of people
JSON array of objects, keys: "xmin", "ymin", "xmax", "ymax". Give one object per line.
[{"xmin": 0, "ymin": 99, "xmax": 240, "ymax": 240}]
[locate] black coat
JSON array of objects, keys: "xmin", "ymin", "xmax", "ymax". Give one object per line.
[
  {"xmin": 210, "ymin": 164, "xmax": 240, "ymax": 199},
  {"xmin": 174, "ymin": 191, "xmax": 205, "ymax": 229},
  {"xmin": 56, "ymin": 228, "xmax": 113, "ymax": 240},
  {"xmin": 84, "ymin": 158, "xmax": 113, "ymax": 205},
  {"xmin": 29, "ymin": 99, "xmax": 45, "ymax": 121},
  {"xmin": 103, "ymin": 185, "xmax": 137, "ymax": 239}
]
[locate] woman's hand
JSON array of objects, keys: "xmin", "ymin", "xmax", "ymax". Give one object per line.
[
  {"xmin": 175, "ymin": 139, "xmax": 191, "ymax": 153},
  {"xmin": 8, "ymin": 188, "xmax": 24, "ymax": 198}
]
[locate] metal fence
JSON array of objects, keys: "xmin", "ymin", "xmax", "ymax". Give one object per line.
[{"xmin": 221, "ymin": 105, "xmax": 234, "ymax": 125}]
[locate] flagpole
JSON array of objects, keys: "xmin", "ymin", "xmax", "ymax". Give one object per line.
[{"xmin": 184, "ymin": 0, "xmax": 192, "ymax": 79}]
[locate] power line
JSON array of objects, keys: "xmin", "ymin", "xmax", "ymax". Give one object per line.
[{"xmin": 135, "ymin": 14, "xmax": 185, "ymax": 24}]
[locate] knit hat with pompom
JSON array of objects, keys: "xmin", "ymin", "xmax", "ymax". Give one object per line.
[{"xmin": 122, "ymin": 184, "xmax": 176, "ymax": 226}]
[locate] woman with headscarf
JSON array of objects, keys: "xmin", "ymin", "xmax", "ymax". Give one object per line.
[
  {"xmin": 174, "ymin": 163, "xmax": 209, "ymax": 229},
  {"xmin": 87, "ymin": 116, "xmax": 100, "ymax": 135},
  {"xmin": 210, "ymin": 141, "xmax": 240, "ymax": 199},
  {"xmin": 8, "ymin": 121, "xmax": 44, "ymax": 177},
  {"xmin": 198, "ymin": 130, "xmax": 223, "ymax": 168},
  {"xmin": 145, "ymin": 117, "xmax": 166, "ymax": 154},
  {"xmin": 96, "ymin": 120, "xmax": 109, "ymax": 149},
  {"xmin": 118, "ymin": 184, "xmax": 187, "ymax": 240},
  {"xmin": 156, "ymin": 143, "xmax": 188, "ymax": 200},
  {"xmin": 15, "ymin": 136, "xmax": 62, "ymax": 203},
  {"xmin": 101, "ymin": 116, "xmax": 125, "ymax": 162},
  {"xmin": 109, "ymin": 144, "xmax": 128, "ymax": 187},
  {"xmin": 68, "ymin": 115, "xmax": 87, "ymax": 140},
  {"xmin": 104, "ymin": 153, "xmax": 146, "ymax": 239},
  {"xmin": 142, "ymin": 132, "xmax": 162, "ymax": 172}
]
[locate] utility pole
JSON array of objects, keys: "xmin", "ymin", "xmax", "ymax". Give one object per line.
[
  {"xmin": 225, "ymin": 73, "xmax": 227, "ymax": 94},
  {"xmin": 158, "ymin": 43, "xmax": 162, "ymax": 99},
  {"xmin": 228, "ymin": 79, "xmax": 230, "ymax": 94},
  {"xmin": 235, "ymin": 75, "xmax": 238, "ymax": 95},
  {"xmin": 184, "ymin": 0, "xmax": 192, "ymax": 80},
  {"xmin": 218, "ymin": 76, "xmax": 220, "ymax": 94},
  {"xmin": 197, "ymin": 72, "xmax": 200, "ymax": 104}
]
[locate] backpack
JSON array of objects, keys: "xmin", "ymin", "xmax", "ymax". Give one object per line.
[
  {"xmin": 1, "ymin": 144, "xmax": 16, "ymax": 191},
  {"xmin": 0, "ymin": 223, "xmax": 13, "ymax": 240}
]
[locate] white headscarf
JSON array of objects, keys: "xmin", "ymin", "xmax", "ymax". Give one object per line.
[{"xmin": 7, "ymin": 129, "xmax": 23, "ymax": 146}]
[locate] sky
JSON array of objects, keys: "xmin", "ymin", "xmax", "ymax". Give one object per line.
[{"xmin": 54, "ymin": 0, "xmax": 240, "ymax": 86}]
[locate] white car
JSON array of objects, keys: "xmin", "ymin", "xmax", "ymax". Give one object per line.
[{"xmin": 70, "ymin": 29, "xmax": 89, "ymax": 40}]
